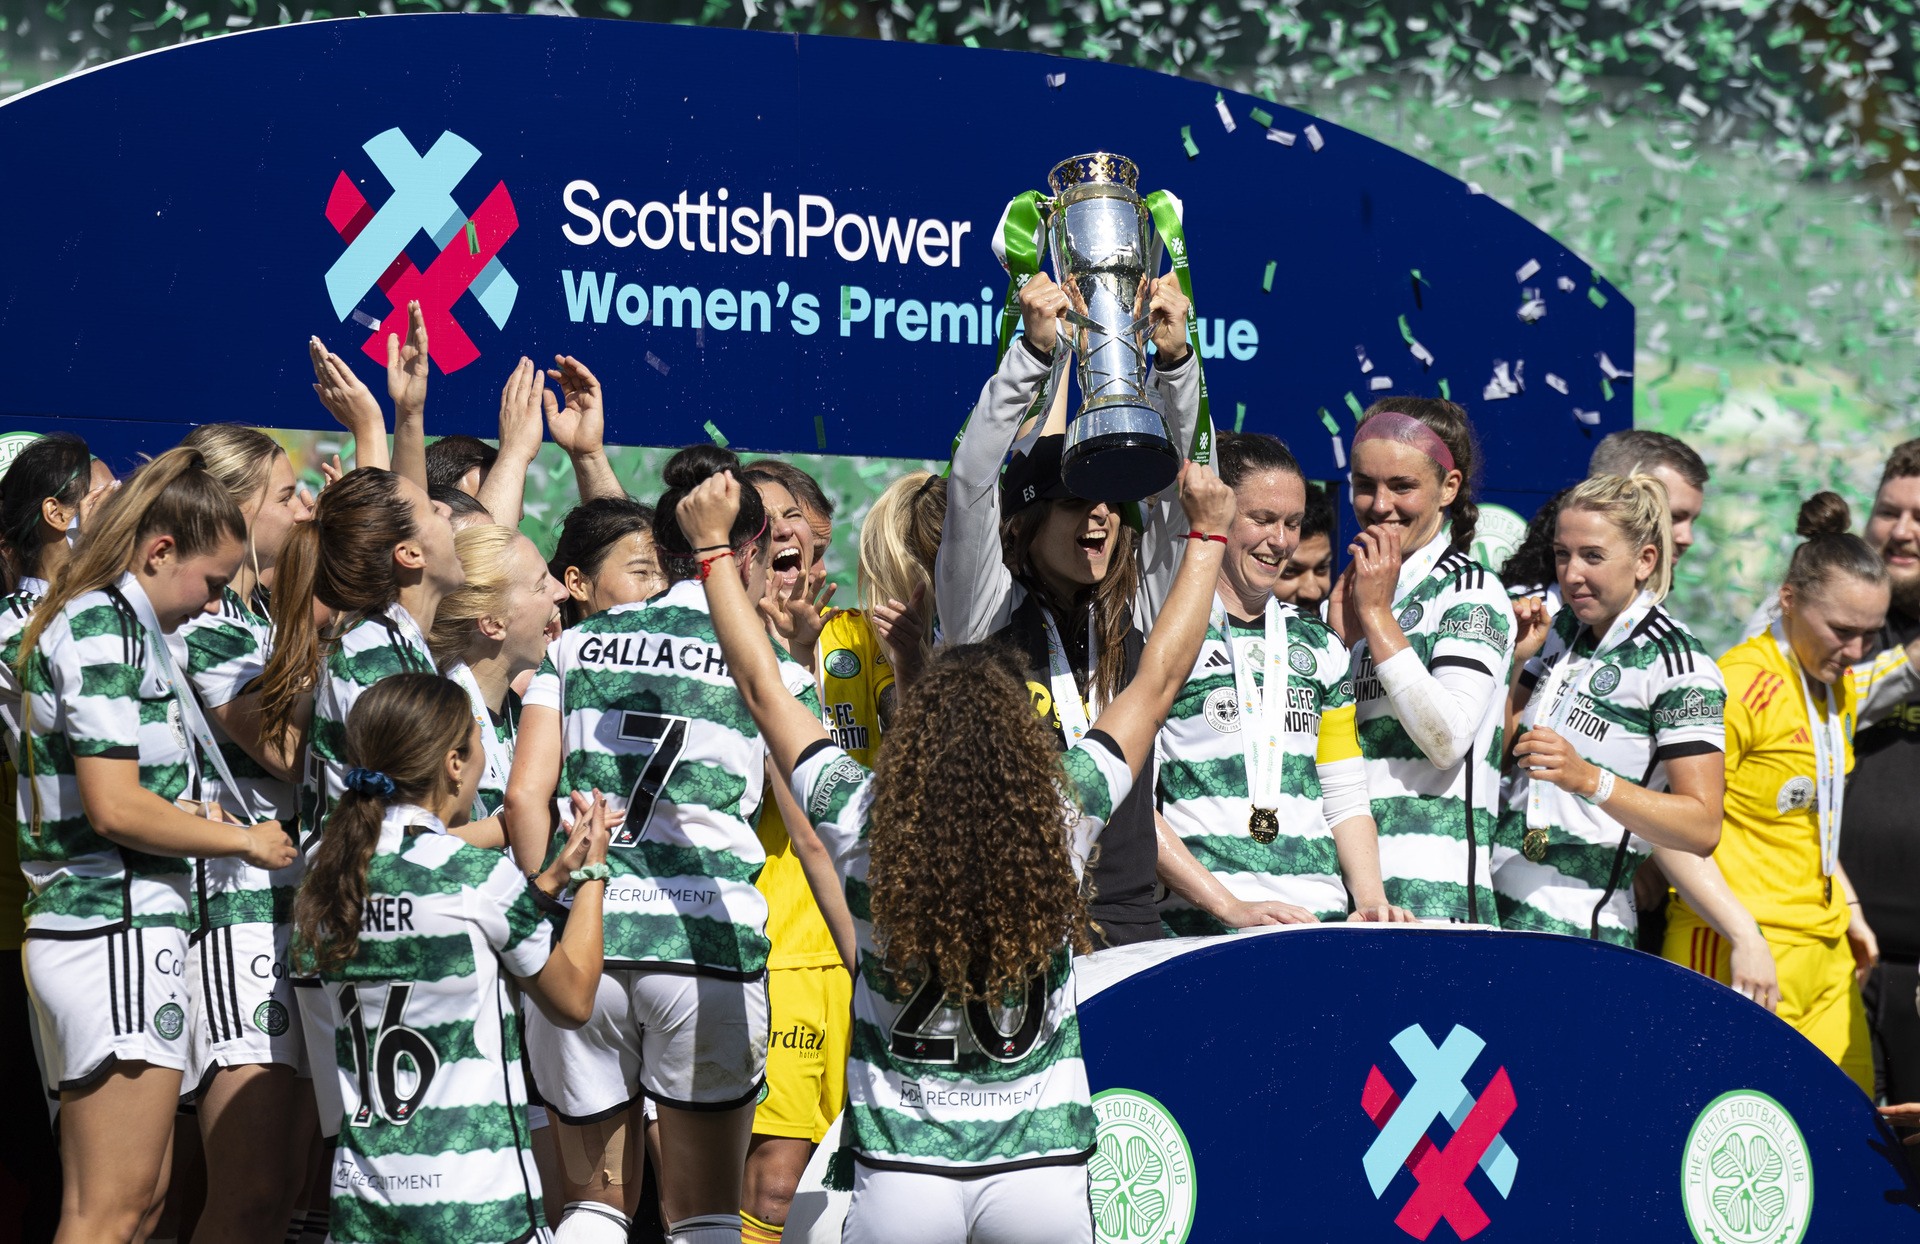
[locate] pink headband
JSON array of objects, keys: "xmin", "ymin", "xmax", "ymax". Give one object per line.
[{"xmin": 1352, "ymin": 411, "xmax": 1456, "ymax": 474}]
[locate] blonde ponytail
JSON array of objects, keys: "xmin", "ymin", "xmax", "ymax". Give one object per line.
[
  {"xmin": 1560, "ymin": 472, "xmax": 1676, "ymax": 602},
  {"xmin": 428, "ymin": 524, "xmax": 519, "ymax": 671}
]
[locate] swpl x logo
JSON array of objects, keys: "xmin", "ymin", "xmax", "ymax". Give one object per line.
[
  {"xmin": 1361, "ymin": 1023, "xmax": 1519, "ymax": 1241},
  {"xmin": 323, "ymin": 127, "xmax": 519, "ymax": 374}
]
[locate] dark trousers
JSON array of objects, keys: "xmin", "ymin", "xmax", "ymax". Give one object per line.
[
  {"xmin": 0, "ymin": 950, "xmax": 60, "ymax": 1243},
  {"xmin": 1867, "ymin": 959, "xmax": 1920, "ymax": 1109}
]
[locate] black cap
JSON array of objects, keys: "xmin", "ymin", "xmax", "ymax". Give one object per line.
[{"xmin": 1001, "ymin": 434, "xmax": 1075, "ymax": 515}]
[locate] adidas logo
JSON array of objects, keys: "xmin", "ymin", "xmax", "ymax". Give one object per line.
[
  {"xmin": 1204, "ymin": 650, "xmax": 1232, "ymax": 669},
  {"xmin": 1792, "ymin": 728, "xmax": 1810, "ymax": 744}
]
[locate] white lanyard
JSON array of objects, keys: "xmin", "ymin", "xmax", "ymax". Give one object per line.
[
  {"xmin": 1525, "ymin": 591, "xmax": 1654, "ymax": 831},
  {"xmin": 385, "ymin": 602, "xmax": 433, "ymax": 666},
  {"xmin": 1772, "ymin": 620, "xmax": 1844, "ymax": 881},
  {"xmin": 446, "ymin": 661, "xmax": 514, "ymax": 821},
  {"xmin": 123, "ymin": 575, "xmax": 266, "ymax": 824},
  {"xmin": 1212, "ymin": 593, "xmax": 1286, "ymax": 814},
  {"xmin": 1039, "ymin": 605, "xmax": 1096, "ymax": 745}
]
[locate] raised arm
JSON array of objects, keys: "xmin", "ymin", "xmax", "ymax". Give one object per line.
[
  {"xmin": 680, "ymin": 472, "xmax": 831, "ymax": 786},
  {"xmin": 475, "ymin": 357, "xmax": 548, "ymax": 529},
  {"xmin": 547, "ymin": 356, "xmax": 626, "ymax": 503},
  {"xmin": 386, "ymin": 300, "xmax": 430, "ymax": 491},
  {"xmin": 308, "ymin": 337, "xmax": 392, "ymax": 472},
  {"xmin": 1086, "ymin": 462, "xmax": 1233, "ymax": 779},
  {"xmin": 935, "ymin": 275, "xmax": 1067, "ymax": 644},
  {"xmin": 1135, "ymin": 273, "xmax": 1199, "ymax": 620}
]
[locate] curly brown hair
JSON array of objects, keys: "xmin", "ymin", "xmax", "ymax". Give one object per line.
[{"xmin": 866, "ymin": 643, "xmax": 1091, "ymax": 1004}]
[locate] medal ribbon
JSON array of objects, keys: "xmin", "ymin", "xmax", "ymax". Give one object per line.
[
  {"xmin": 1213, "ymin": 593, "xmax": 1286, "ymax": 817},
  {"xmin": 1142, "ymin": 189, "xmax": 1211, "ymax": 467},
  {"xmin": 447, "ymin": 661, "xmax": 514, "ymax": 822},
  {"xmin": 1524, "ymin": 590, "xmax": 1655, "ymax": 833},
  {"xmin": 1771, "ymin": 620, "xmax": 1844, "ymax": 884},
  {"xmin": 123, "ymin": 574, "xmax": 266, "ymax": 824},
  {"xmin": 1039, "ymin": 604, "xmax": 1096, "ymax": 745}
]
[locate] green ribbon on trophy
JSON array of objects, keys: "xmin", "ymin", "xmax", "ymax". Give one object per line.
[{"xmin": 947, "ymin": 157, "xmax": 1213, "ymax": 502}]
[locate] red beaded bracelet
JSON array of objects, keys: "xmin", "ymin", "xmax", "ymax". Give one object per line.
[
  {"xmin": 1185, "ymin": 530, "xmax": 1228, "ymax": 544},
  {"xmin": 698, "ymin": 549, "xmax": 736, "ymax": 580}
]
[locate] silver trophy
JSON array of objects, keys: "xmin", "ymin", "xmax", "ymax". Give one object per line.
[{"xmin": 1046, "ymin": 152, "xmax": 1179, "ymax": 502}]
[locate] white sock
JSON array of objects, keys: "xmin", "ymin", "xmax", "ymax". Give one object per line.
[
  {"xmin": 555, "ymin": 1201, "xmax": 632, "ymax": 1244},
  {"xmin": 668, "ymin": 1212, "xmax": 744, "ymax": 1244}
]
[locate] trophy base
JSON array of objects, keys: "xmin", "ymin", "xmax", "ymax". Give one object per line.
[{"xmin": 1061, "ymin": 404, "xmax": 1180, "ymax": 503}]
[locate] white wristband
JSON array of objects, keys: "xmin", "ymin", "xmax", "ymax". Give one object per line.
[{"xmin": 1582, "ymin": 769, "xmax": 1616, "ymax": 806}]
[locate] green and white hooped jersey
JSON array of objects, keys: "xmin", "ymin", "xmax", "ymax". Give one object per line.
[
  {"xmin": 0, "ymin": 578, "xmax": 49, "ymax": 761},
  {"xmin": 1155, "ymin": 603, "xmax": 1356, "ymax": 928},
  {"xmin": 1349, "ymin": 538, "xmax": 1514, "ymax": 923},
  {"xmin": 176, "ymin": 586, "xmax": 301, "ymax": 928},
  {"xmin": 321, "ymin": 804, "xmax": 555, "ymax": 1244},
  {"xmin": 525, "ymin": 579, "xmax": 817, "ymax": 979},
  {"xmin": 307, "ymin": 605, "xmax": 437, "ymax": 854},
  {"xmin": 446, "ymin": 661, "xmax": 516, "ymax": 823},
  {"xmin": 17, "ymin": 579, "xmax": 197, "ymax": 936},
  {"xmin": 794, "ymin": 730, "xmax": 1131, "ymax": 1174},
  {"xmin": 1496, "ymin": 604, "xmax": 1727, "ymax": 944}
]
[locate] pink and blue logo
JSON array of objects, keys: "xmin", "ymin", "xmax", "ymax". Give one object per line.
[
  {"xmin": 324, "ymin": 128, "xmax": 518, "ymax": 374},
  {"xmin": 1362, "ymin": 1023, "xmax": 1519, "ymax": 1241}
]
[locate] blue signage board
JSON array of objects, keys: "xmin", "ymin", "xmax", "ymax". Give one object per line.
[
  {"xmin": 1074, "ymin": 927, "xmax": 1914, "ymax": 1242},
  {"xmin": 0, "ymin": 15, "xmax": 1629, "ymax": 513}
]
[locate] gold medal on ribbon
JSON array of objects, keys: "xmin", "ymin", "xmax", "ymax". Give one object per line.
[
  {"xmin": 1521, "ymin": 827, "xmax": 1550, "ymax": 862},
  {"xmin": 1248, "ymin": 807, "xmax": 1280, "ymax": 844}
]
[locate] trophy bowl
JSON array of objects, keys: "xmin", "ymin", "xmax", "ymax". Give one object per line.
[{"xmin": 1046, "ymin": 153, "xmax": 1180, "ymax": 503}]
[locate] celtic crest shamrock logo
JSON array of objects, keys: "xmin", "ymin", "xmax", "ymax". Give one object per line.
[{"xmin": 1090, "ymin": 1088, "xmax": 1197, "ymax": 1244}]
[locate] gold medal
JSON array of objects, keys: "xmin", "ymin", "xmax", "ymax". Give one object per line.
[
  {"xmin": 1521, "ymin": 827, "xmax": 1550, "ymax": 862},
  {"xmin": 1249, "ymin": 807, "xmax": 1280, "ymax": 844}
]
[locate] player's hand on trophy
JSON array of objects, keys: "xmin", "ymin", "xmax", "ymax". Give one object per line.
[
  {"xmin": 1232, "ymin": 900, "xmax": 1318, "ymax": 926},
  {"xmin": 1019, "ymin": 272, "xmax": 1071, "ymax": 356},
  {"xmin": 1147, "ymin": 274, "xmax": 1190, "ymax": 364}
]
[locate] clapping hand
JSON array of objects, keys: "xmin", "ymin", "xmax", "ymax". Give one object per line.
[{"xmin": 387, "ymin": 300, "xmax": 429, "ymax": 419}]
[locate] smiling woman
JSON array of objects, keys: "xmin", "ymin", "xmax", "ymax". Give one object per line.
[{"xmin": 1334, "ymin": 398, "xmax": 1515, "ymax": 925}]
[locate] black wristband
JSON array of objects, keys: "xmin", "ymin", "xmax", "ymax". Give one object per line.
[{"xmin": 694, "ymin": 542, "xmax": 732, "ymax": 553}]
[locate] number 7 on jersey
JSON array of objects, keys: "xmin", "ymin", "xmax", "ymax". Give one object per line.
[{"xmin": 612, "ymin": 711, "xmax": 692, "ymax": 847}]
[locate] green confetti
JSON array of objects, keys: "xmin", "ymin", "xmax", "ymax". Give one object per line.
[
  {"xmin": 1438, "ymin": 379, "xmax": 1451, "ymax": 401},
  {"xmin": 1397, "ymin": 314, "xmax": 1416, "ymax": 344},
  {"xmin": 1262, "ymin": 261, "xmax": 1275, "ymax": 293},
  {"xmin": 605, "ymin": 0, "xmax": 631, "ymax": 11},
  {"xmin": 1249, "ymin": 107, "xmax": 1273, "ymax": 128},
  {"xmin": 703, "ymin": 420, "xmax": 728, "ymax": 447},
  {"xmin": 1180, "ymin": 125, "xmax": 1198, "ymax": 159},
  {"xmin": 465, "ymin": 220, "xmax": 478, "ymax": 255},
  {"xmin": 814, "ymin": 416, "xmax": 827, "ymax": 450},
  {"xmin": 1318, "ymin": 407, "xmax": 1340, "ymax": 434},
  {"xmin": 1601, "ymin": 377, "xmax": 1616, "ymax": 402},
  {"xmin": 1410, "ymin": 269, "xmax": 1427, "ymax": 286},
  {"xmin": 1587, "ymin": 286, "xmax": 1609, "ymax": 308},
  {"xmin": 1234, "ymin": 402, "xmax": 1246, "ymax": 432},
  {"xmin": 1344, "ymin": 392, "xmax": 1364, "ymax": 419}
]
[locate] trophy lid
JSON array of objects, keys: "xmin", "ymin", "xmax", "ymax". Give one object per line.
[{"xmin": 1048, "ymin": 152, "xmax": 1140, "ymax": 196}]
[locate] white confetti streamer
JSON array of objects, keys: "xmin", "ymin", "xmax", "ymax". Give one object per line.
[
  {"xmin": 1305, "ymin": 124, "xmax": 1324, "ymax": 151},
  {"xmin": 1516, "ymin": 258, "xmax": 1540, "ymax": 283},
  {"xmin": 1545, "ymin": 372, "xmax": 1569, "ymax": 394},
  {"xmin": 1215, "ymin": 96, "xmax": 1235, "ymax": 132},
  {"xmin": 1268, "ymin": 129, "xmax": 1296, "ymax": 147}
]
